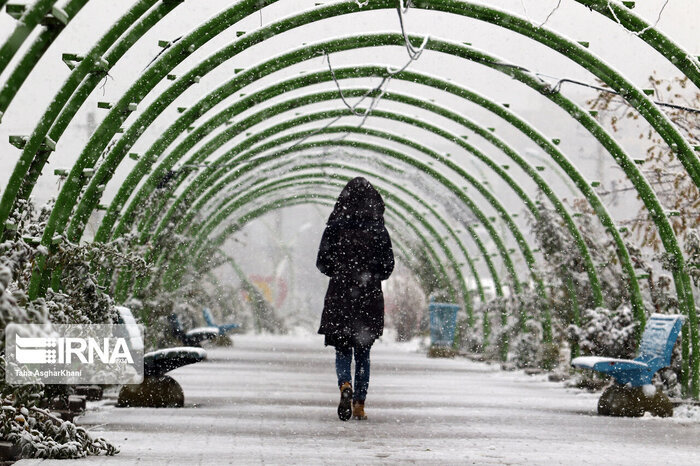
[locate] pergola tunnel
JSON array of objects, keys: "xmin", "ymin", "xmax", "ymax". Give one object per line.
[{"xmin": 1, "ymin": 0, "xmax": 699, "ymax": 458}]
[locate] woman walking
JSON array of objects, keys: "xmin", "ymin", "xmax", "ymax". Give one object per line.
[{"xmin": 316, "ymin": 177, "xmax": 395, "ymax": 421}]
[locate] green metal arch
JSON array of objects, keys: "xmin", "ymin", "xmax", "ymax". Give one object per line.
[
  {"xmin": 0, "ymin": 0, "xmax": 175, "ymax": 223},
  {"xmin": 150, "ymin": 191, "xmax": 432, "ymax": 318},
  {"xmin": 53, "ymin": 32, "xmax": 656, "ymax": 338},
  {"xmin": 0, "ymin": 0, "xmax": 697, "ymax": 389},
  {"xmin": 579, "ymin": 0, "xmax": 700, "ymax": 89},
  {"xmin": 0, "ymin": 0, "xmax": 89, "ymax": 116},
  {"xmin": 90, "ymin": 63, "xmax": 636, "ymax": 340},
  {"xmin": 200, "ymin": 153, "xmax": 497, "ymax": 301},
  {"xmin": 16, "ymin": 15, "xmax": 693, "ymax": 362},
  {"xmin": 163, "ymin": 122, "xmax": 551, "ymax": 307},
  {"xmin": 56, "ymin": 27, "xmax": 691, "ymax": 389},
  {"xmin": 189, "ymin": 165, "xmax": 477, "ymax": 299},
  {"xmin": 149, "ymin": 136, "xmax": 542, "ymax": 333},
  {"xmin": 188, "ymin": 160, "xmax": 505, "ymax": 343},
  {"xmin": 159, "ymin": 172, "xmax": 481, "ymax": 339},
  {"xmin": 104, "ymin": 62, "xmax": 636, "ymax": 324},
  {"xmin": 165, "ymin": 179, "xmax": 459, "ymax": 304},
  {"xmin": 199, "ymin": 155, "xmax": 490, "ymax": 303},
  {"xmin": 3, "ymin": 0, "xmax": 697, "ymax": 130},
  {"xmin": 20, "ymin": 10, "xmax": 696, "ymax": 310},
  {"xmin": 8, "ymin": 3, "xmax": 696, "ymax": 294},
  {"xmin": 0, "ymin": 0, "xmax": 56, "ymax": 77},
  {"xmin": 158, "ymin": 133, "xmax": 528, "ymax": 297},
  {"xmin": 179, "ymin": 152, "xmax": 498, "ymax": 307},
  {"xmin": 143, "ymin": 190, "xmax": 431, "ymax": 309},
  {"xmin": 187, "ymin": 177, "xmax": 466, "ymax": 303},
  {"xmin": 121, "ymin": 89, "xmax": 606, "ymax": 311}
]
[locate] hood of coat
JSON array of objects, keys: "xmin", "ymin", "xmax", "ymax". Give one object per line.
[{"xmin": 327, "ymin": 177, "xmax": 385, "ymax": 225}]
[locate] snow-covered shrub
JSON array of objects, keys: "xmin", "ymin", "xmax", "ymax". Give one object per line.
[
  {"xmin": 409, "ymin": 242, "xmax": 455, "ymax": 305},
  {"xmin": 567, "ymin": 306, "xmax": 638, "ymax": 360},
  {"xmin": 512, "ymin": 319, "xmax": 543, "ymax": 369},
  {"xmin": 0, "ymin": 353, "xmax": 117, "ymax": 458},
  {"xmin": 385, "ymin": 270, "xmax": 426, "ymax": 341},
  {"xmin": 0, "ymin": 200, "xmax": 120, "ymax": 458},
  {"xmin": 479, "ymin": 297, "xmax": 512, "ymax": 361},
  {"xmin": 686, "ymin": 229, "xmax": 700, "ymax": 288},
  {"xmin": 655, "ymin": 341, "xmax": 683, "ymax": 398},
  {"xmin": 456, "ymin": 316, "xmax": 481, "ymax": 353}
]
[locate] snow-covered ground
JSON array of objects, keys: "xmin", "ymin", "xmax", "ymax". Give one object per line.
[{"xmin": 18, "ymin": 333, "xmax": 700, "ymax": 465}]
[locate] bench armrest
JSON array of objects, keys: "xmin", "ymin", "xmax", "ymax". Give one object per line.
[{"xmin": 571, "ymin": 356, "xmax": 648, "ymax": 371}]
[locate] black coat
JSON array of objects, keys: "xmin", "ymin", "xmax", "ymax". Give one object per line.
[{"xmin": 317, "ymin": 178, "xmax": 395, "ymax": 348}]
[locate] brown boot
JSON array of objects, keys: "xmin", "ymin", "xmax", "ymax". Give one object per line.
[
  {"xmin": 337, "ymin": 382, "xmax": 352, "ymax": 421},
  {"xmin": 352, "ymin": 400, "xmax": 367, "ymax": 420}
]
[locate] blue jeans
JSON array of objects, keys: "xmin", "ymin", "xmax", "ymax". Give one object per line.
[{"xmin": 335, "ymin": 344, "xmax": 372, "ymax": 402}]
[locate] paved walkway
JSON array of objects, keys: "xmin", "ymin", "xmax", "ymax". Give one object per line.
[{"xmin": 21, "ymin": 334, "xmax": 700, "ymax": 464}]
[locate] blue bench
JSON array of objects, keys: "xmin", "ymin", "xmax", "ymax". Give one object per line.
[
  {"xmin": 116, "ymin": 307, "xmax": 208, "ymax": 407},
  {"xmin": 168, "ymin": 312, "xmax": 220, "ymax": 347},
  {"xmin": 571, "ymin": 313, "xmax": 683, "ymax": 417},
  {"xmin": 203, "ymin": 307, "xmax": 240, "ymax": 335}
]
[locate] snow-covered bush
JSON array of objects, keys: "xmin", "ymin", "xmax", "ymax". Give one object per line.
[
  {"xmin": 477, "ymin": 296, "xmax": 511, "ymax": 361},
  {"xmin": 685, "ymin": 229, "xmax": 700, "ymax": 288},
  {"xmin": 0, "ymin": 200, "xmax": 121, "ymax": 458},
  {"xmin": 456, "ymin": 315, "xmax": 482, "ymax": 353},
  {"xmin": 0, "ymin": 357, "xmax": 117, "ymax": 459},
  {"xmin": 567, "ymin": 306, "xmax": 638, "ymax": 360},
  {"xmin": 655, "ymin": 341, "xmax": 683, "ymax": 398},
  {"xmin": 385, "ymin": 269, "xmax": 426, "ymax": 341},
  {"xmin": 409, "ymin": 242, "xmax": 455, "ymax": 305},
  {"xmin": 512, "ymin": 319, "xmax": 543, "ymax": 369}
]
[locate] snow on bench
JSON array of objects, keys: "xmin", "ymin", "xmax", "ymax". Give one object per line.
[
  {"xmin": 571, "ymin": 313, "xmax": 684, "ymax": 387},
  {"xmin": 116, "ymin": 307, "xmax": 208, "ymax": 407},
  {"xmin": 144, "ymin": 347, "xmax": 207, "ymax": 377},
  {"xmin": 168, "ymin": 313, "xmax": 219, "ymax": 347}
]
